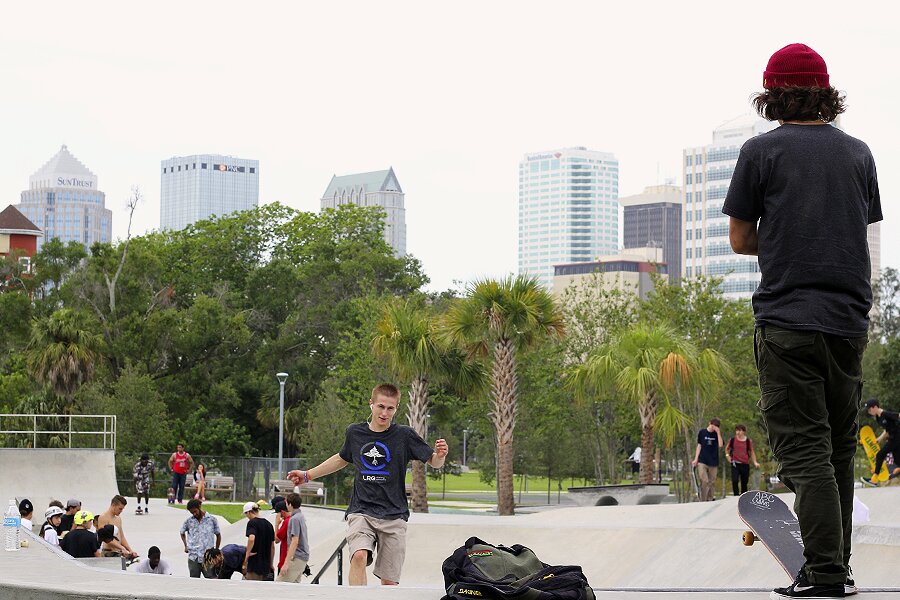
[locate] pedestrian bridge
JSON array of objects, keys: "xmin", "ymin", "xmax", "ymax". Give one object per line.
[{"xmin": 567, "ymin": 483, "xmax": 672, "ymax": 506}]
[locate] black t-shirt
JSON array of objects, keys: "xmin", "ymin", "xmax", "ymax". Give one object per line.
[
  {"xmin": 723, "ymin": 124, "xmax": 882, "ymax": 337},
  {"xmin": 877, "ymin": 410, "xmax": 900, "ymax": 439},
  {"xmin": 59, "ymin": 513, "xmax": 75, "ymax": 533},
  {"xmin": 697, "ymin": 429, "xmax": 720, "ymax": 466},
  {"xmin": 60, "ymin": 528, "xmax": 100, "ymax": 558},
  {"xmin": 339, "ymin": 422, "xmax": 434, "ymax": 520},
  {"xmin": 245, "ymin": 518, "xmax": 274, "ymax": 575}
]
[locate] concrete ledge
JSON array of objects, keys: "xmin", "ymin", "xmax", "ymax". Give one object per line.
[{"xmin": 567, "ymin": 484, "xmax": 671, "ymax": 506}]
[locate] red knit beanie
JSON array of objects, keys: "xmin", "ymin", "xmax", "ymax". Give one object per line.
[{"xmin": 763, "ymin": 43, "xmax": 829, "ymax": 89}]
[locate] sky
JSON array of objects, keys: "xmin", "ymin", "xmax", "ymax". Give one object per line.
[{"xmin": 1, "ymin": 1, "xmax": 897, "ymax": 292}]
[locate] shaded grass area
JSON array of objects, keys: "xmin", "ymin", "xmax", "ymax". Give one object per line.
[
  {"xmin": 169, "ymin": 502, "xmax": 269, "ymax": 524},
  {"xmin": 405, "ymin": 470, "xmax": 597, "ymax": 493}
]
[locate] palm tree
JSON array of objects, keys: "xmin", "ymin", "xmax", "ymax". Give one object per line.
[
  {"xmin": 372, "ymin": 299, "xmax": 483, "ymax": 513},
  {"xmin": 571, "ymin": 323, "xmax": 730, "ymax": 484},
  {"xmin": 444, "ymin": 276, "xmax": 564, "ymax": 515},
  {"xmin": 26, "ymin": 309, "xmax": 104, "ymax": 411}
]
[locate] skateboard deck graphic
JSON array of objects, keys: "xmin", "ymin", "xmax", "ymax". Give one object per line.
[
  {"xmin": 860, "ymin": 425, "xmax": 890, "ymax": 483},
  {"xmin": 738, "ymin": 491, "xmax": 805, "ymax": 581}
]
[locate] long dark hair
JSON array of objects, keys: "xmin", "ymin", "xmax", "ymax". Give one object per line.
[{"xmin": 752, "ymin": 86, "xmax": 846, "ymax": 123}]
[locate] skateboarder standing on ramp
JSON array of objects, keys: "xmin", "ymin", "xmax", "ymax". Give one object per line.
[
  {"xmin": 168, "ymin": 444, "xmax": 194, "ymax": 504},
  {"xmin": 861, "ymin": 399, "xmax": 900, "ymax": 485},
  {"xmin": 287, "ymin": 383, "xmax": 448, "ymax": 586},
  {"xmin": 724, "ymin": 43, "xmax": 881, "ymax": 598}
]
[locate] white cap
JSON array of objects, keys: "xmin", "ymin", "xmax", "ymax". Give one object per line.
[{"xmin": 242, "ymin": 502, "xmax": 259, "ymax": 514}]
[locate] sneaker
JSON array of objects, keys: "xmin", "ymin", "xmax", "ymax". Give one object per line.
[
  {"xmin": 771, "ymin": 570, "xmax": 844, "ymax": 599},
  {"xmin": 194, "ymin": 493, "xmax": 200, "ymax": 500},
  {"xmin": 860, "ymin": 476, "xmax": 877, "ymax": 487},
  {"xmin": 845, "ymin": 577, "xmax": 857, "ymax": 595},
  {"xmin": 134, "ymin": 506, "xmax": 143, "ymax": 515},
  {"xmin": 178, "ymin": 499, "xmax": 183, "ymax": 504},
  {"xmin": 144, "ymin": 506, "xmax": 149, "ymax": 514}
]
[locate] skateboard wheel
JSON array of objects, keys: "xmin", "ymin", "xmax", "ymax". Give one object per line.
[{"xmin": 742, "ymin": 531, "xmax": 757, "ymax": 546}]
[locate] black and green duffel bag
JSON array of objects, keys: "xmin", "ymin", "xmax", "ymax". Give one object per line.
[{"xmin": 441, "ymin": 537, "xmax": 595, "ymax": 600}]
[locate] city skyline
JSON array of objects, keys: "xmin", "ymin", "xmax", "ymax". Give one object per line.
[{"xmin": 1, "ymin": 3, "xmax": 896, "ymax": 292}]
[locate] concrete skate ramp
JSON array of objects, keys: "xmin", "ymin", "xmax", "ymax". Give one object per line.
[{"xmin": 0, "ymin": 448, "xmax": 119, "ymax": 508}]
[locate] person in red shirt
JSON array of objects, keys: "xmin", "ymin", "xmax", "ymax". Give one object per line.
[
  {"xmin": 167, "ymin": 443, "xmax": 194, "ymax": 504},
  {"xmin": 272, "ymin": 497, "xmax": 290, "ymax": 575},
  {"xmin": 725, "ymin": 424, "xmax": 760, "ymax": 496}
]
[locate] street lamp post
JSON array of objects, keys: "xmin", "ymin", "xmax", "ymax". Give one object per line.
[
  {"xmin": 462, "ymin": 429, "xmax": 470, "ymax": 467},
  {"xmin": 276, "ymin": 372, "xmax": 289, "ymax": 480}
]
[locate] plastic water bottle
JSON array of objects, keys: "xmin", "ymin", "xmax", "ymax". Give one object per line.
[{"xmin": 4, "ymin": 499, "xmax": 20, "ymax": 551}]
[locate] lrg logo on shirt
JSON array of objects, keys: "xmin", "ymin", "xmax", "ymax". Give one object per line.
[{"xmin": 360, "ymin": 441, "xmax": 391, "ymax": 476}]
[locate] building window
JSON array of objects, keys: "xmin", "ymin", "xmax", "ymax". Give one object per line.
[
  {"xmin": 202, "ymin": 163, "xmax": 207, "ymax": 169},
  {"xmin": 177, "ymin": 166, "xmax": 181, "ymax": 171},
  {"xmin": 250, "ymin": 167, "xmax": 255, "ymax": 174},
  {"xmin": 193, "ymin": 163, "xmax": 196, "ymax": 169}
]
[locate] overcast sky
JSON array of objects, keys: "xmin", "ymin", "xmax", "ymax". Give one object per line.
[{"xmin": 2, "ymin": 1, "xmax": 896, "ymax": 291}]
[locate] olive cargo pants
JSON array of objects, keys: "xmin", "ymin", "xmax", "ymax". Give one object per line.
[{"xmin": 755, "ymin": 325, "xmax": 866, "ymax": 585}]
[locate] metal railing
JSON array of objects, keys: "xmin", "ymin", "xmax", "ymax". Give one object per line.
[
  {"xmin": 311, "ymin": 538, "xmax": 347, "ymax": 585},
  {"xmin": 0, "ymin": 414, "xmax": 116, "ymax": 450}
]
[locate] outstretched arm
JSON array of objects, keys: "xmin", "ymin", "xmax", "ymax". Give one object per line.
[
  {"xmin": 287, "ymin": 453, "xmax": 349, "ymax": 485},
  {"xmin": 427, "ymin": 439, "xmax": 449, "ymax": 469}
]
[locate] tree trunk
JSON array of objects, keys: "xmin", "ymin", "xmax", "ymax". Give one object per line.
[
  {"xmin": 407, "ymin": 375, "xmax": 429, "ymax": 513},
  {"xmin": 638, "ymin": 392, "xmax": 657, "ymax": 484},
  {"xmin": 491, "ymin": 338, "xmax": 518, "ymax": 516}
]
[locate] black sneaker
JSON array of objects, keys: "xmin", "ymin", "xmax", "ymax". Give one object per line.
[
  {"xmin": 845, "ymin": 566, "xmax": 857, "ymax": 596},
  {"xmin": 771, "ymin": 570, "xmax": 844, "ymax": 599}
]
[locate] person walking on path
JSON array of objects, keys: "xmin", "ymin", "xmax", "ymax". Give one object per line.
[
  {"xmin": 861, "ymin": 398, "xmax": 900, "ymax": 485},
  {"xmin": 692, "ymin": 418, "xmax": 723, "ymax": 501},
  {"xmin": 287, "ymin": 383, "xmax": 448, "ymax": 586},
  {"xmin": 627, "ymin": 446, "xmax": 641, "ymax": 477},
  {"xmin": 168, "ymin": 444, "xmax": 194, "ymax": 504},
  {"xmin": 179, "ymin": 498, "xmax": 221, "ymax": 577},
  {"xmin": 241, "ymin": 502, "xmax": 275, "ymax": 581},
  {"xmin": 276, "ymin": 493, "xmax": 309, "ymax": 583},
  {"xmin": 272, "ymin": 496, "xmax": 290, "ymax": 576},
  {"xmin": 726, "ymin": 425, "xmax": 761, "ymax": 496},
  {"xmin": 133, "ymin": 454, "xmax": 155, "ymax": 514},
  {"xmin": 724, "ymin": 43, "xmax": 881, "ymax": 599}
]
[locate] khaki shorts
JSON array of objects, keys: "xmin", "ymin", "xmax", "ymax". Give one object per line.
[
  {"xmin": 346, "ymin": 513, "xmax": 408, "ymax": 582},
  {"xmin": 276, "ymin": 556, "xmax": 307, "ymax": 583}
]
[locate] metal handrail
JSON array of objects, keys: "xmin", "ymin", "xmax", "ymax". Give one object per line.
[
  {"xmin": 0, "ymin": 414, "xmax": 116, "ymax": 450},
  {"xmin": 311, "ymin": 538, "xmax": 347, "ymax": 585}
]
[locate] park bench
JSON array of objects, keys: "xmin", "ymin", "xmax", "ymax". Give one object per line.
[
  {"xmin": 185, "ymin": 475, "xmax": 236, "ymax": 502},
  {"xmin": 270, "ymin": 480, "xmax": 327, "ymax": 505}
]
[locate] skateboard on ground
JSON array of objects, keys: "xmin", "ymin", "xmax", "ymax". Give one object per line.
[
  {"xmin": 738, "ymin": 490, "xmax": 805, "ymax": 581},
  {"xmin": 859, "ymin": 425, "xmax": 890, "ymax": 483}
]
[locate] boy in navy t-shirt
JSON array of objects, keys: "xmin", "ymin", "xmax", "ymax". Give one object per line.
[{"xmin": 692, "ymin": 418, "xmax": 723, "ymax": 501}]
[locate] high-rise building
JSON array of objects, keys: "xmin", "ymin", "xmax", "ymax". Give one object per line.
[
  {"xmin": 160, "ymin": 154, "xmax": 259, "ymax": 231},
  {"xmin": 518, "ymin": 147, "xmax": 619, "ymax": 288},
  {"xmin": 17, "ymin": 145, "xmax": 112, "ymax": 251},
  {"xmin": 682, "ymin": 115, "xmax": 778, "ymax": 298},
  {"xmin": 320, "ymin": 168, "xmax": 406, "ymax": 256},
  {"xmin": 619, "ymin": 184, "xmax": 682, "ymax": 284}
]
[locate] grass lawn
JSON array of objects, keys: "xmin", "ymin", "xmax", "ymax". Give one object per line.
[
  {"xmin": 405, "ymin": 470, "xmax": 598, "ymax": 493},
  {"xmin": 169, "ymin": 502, "xmax": 271, "ymax": 524}
]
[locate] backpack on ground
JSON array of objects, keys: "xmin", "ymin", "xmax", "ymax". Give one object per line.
[{"xmin": 441, "ymin": 536, "xmax": 595, "ymax": 600}]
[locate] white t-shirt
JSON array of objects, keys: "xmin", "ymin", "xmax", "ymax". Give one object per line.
[
  {"xmin": 134, "ymin": 558, "xmax": 173, "ymax": 575},
  {"xmin": 41, "ymin": 523, "xmax": 59, "ymax": 546},
  {"xmin": 628, "ymin": 447, "xmax": 642, "ymax": 463},
  {"xmin": 21, "ymin": 518, "xmax": 33, "ymax": 531}
]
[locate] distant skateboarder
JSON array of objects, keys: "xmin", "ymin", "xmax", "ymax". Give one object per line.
[
  {"xmin": 861, "ymin": 399, "xmax": 900, "ymax": 486},
  {"xmin": 724, "ymin": 43, "xmax": 881, "ymax": 598},
  {"xmin": 133, "ymin": 453, "xmax": 155, "ymax": 514},
  {"xmin": 287, "ymin": 383, "xmax": 448, "ymax": 586}
]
